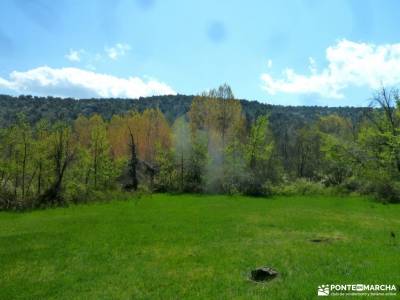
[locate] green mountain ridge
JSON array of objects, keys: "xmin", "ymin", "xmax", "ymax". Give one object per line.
[{"xmin": 0, "ymin": 94, "xmax": 371, "ymax": 128}]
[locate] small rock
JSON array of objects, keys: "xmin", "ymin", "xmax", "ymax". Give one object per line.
[{"xmin": 250, "ymin": 267, "xmax": 278, "ymax": 282}]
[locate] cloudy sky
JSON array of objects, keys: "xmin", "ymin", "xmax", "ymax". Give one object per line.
[{"xmin": 0, "ymin": 0, "xmax": 400, "ymax": 106}]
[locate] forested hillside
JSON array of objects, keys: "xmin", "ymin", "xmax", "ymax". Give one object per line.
[
  {"xmin": 2, "ymin": 85, "xmax": 399, "ymax": 210},
  {"xmin": 0, "ymin": 94, "xmax": 370, "ymax": 127}
]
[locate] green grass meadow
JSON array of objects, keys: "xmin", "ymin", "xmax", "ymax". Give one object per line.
[{"xmin": 1, "ymin": 194, "xmax": 399, "ymax": 299}]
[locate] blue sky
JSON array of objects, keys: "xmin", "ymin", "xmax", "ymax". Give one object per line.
[{"xmin": 1, "ymin": 0, "xmax": 400, "ymax": 106}]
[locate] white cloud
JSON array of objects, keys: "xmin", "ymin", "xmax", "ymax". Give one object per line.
[
  {"xmin": 0, "ymin": 66, "xmax": 176, "ymax": 99},
  {"xmin": 65, "ymin": 49, "xmax": 83, "ymax": 62},
  {"xmin": 267, "ymin": 59, "xmax": 273, "ymax": 68},
  {"xmin": 261, "ymin": 39, "xmax": 400, "ymax": 98},
  {"xmin": 64, "ymin": 43, "xmax": 130, "ymax": 68},
  {"xmin": 308, "ymin": 57, "xmax": 317, "ymax": 74},
  {"xmin": 105, "ymin": 43, "xmax": 131, "ymax": 60}
]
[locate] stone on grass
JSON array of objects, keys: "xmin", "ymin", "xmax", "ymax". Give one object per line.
[{"xmin": 250, "ymin": 267, "xmax": 278, "ymax": 282}]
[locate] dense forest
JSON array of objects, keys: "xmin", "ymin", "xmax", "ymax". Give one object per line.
[
  {"xmin": 0, "ymin": 93, "xmax": 369, "ymax": 127},
  {"xmin": 0, "ymin": 85, "xmax": 399, "ymax": 210}
]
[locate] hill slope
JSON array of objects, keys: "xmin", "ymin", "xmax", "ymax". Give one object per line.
[{"xmin": 0, "ymin": 94, "xmax": 371, "ymax": 128}]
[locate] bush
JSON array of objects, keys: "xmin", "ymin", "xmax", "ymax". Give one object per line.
[
  {"xmin": 370, "ymin": 180, "xmax": 400, "ymax": 203},
  {"xmin": 274, "ymin": 178, "xmax": 330, "ymax": 196},
  {"xmin": 63, "ymin": 180, "xmax": 140, "ymax": 205},
  {"xmin": 242, "ymin": 181, "xmax": 264, "ymax": 196},
  {"xmin": 63, "ymin": 182, "xmax": 88, "ymax": 204},
  {"xmin": 0, "ymin": 188, "xmax": 16, "ymax": 210},
  {"xmin": 340, "ymin": 177, "xmax": 363, "ymax": 193},
  {"xmin": 0, "ymin": 187, "xmax": 37, "ymax": 211}
]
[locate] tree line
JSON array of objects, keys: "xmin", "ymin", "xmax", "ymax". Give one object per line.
[
  {"xmin": 0, "ymin": 93, "xmax": 369, "ymax": 127},
  {"xmin": 1, "ymin": 84, "xmax": 399, "ymax": 210}
]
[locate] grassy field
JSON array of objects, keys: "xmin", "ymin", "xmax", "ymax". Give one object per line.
[{"xmin": 0, "ymin": 194, "xmax": 399, "ymax": 299}]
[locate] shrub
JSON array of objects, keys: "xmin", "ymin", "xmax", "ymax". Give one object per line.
[
  {"xmin": 0, "ymin": 187, "xmax": 37, "ymax": 211},
  {"xmin": 261, "ymin": 181, "xmax": 275, "ymax": 197},
  {"xmin": 242, "ymin": 181, "xmax": 265, "ymax": 196},
  {"xmin": 370, "ymin": 180, "xmax": 400, "ymax": 203},
  {"xmin": 340, "ymin": 177, "xmax": 363, "ymax": 193},
  {"xmin": 0, "ymin": 188, "xmax": 16, "ymax": 210},
  {"xmin": 275, "ymin": 179, "xmax": 330, "ymax": 196}
]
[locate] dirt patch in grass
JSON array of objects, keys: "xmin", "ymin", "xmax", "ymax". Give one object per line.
[{"xmin": 310, "ymin": 237, "xmax": 343, "ymax": 243}]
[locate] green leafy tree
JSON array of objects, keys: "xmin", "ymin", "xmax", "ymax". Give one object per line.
[
  {"xmin": 40, "ymin": 122, "xmax": 75, "ymax": 206},
  {"xmin": 318, "ymin": 115, "xmax": 356, "ymax": 185},
  {"xmin": 243, "ymin": 116, "xmax": 276, "ymax": 195},
  {"xmin": 172, "ymin": 117, "xmax": 191, "ymax": 192}
]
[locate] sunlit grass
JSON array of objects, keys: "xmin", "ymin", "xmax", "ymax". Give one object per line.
[{"xmin": 1, "ymin": 194, "xmax": 399, "ymax": 299}]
